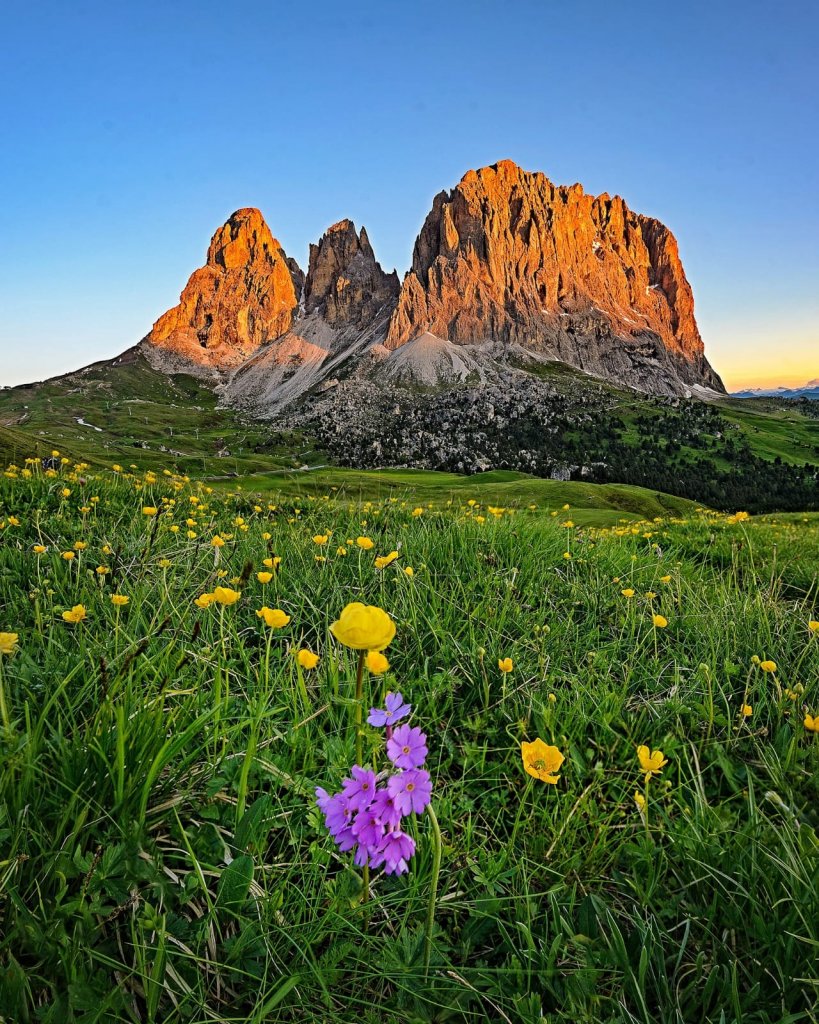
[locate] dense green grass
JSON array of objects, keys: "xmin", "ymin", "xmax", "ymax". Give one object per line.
[
  {"xmin": 1, "ymin": 457, "xmax": 818, "ymax": 1022},
  {"xmin": 230, "ymin": 468, "xmax": 700, "ymax": 525}
]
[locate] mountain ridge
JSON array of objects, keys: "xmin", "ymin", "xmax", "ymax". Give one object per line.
[{"xmin": 140, "ymin": 161, "xmax": 725, "ymax": 407}]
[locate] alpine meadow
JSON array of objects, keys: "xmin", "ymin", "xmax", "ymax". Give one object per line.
[{"xmin": 0, "ymin": 455, "xmax": 817, "ymax": 1021}]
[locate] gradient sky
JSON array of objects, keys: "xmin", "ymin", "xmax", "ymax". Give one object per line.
[{"xmin": 1, "ymin": 0, "xmax": 817, "ymax": 391}]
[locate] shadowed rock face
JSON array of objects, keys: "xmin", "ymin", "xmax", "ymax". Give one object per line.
[
  {"xmin": 142, "ymin": 208, "xmax": 303, "ymax": 373},
  {"xmin": 304, "ymin": 219, "xmax": 399, "ymax": 327},
  {"xmin": 385, "ymin": 160, "xmax": 724, "ymax": 395}
]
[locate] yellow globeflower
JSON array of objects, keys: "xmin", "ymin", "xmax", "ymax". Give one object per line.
[
  {"xmin": 809, "ymin": 621, "xmax": 819, "ymax": 633},
  {"xmin": 804, "ymin": 713, "xmax": 819, "ymax": 733},
  {"xmin": 329, "ymin": 602, "xmax": 395, "ymax": 651},
  {"xmin": 213, "ymin": 587, "xmax": 241, "ymax": 606},
  {"xmin": 633, "ymin": 790, "xmax": 647, "ymax": 812},
  {"xmin": 652, "ymin": 614, "xmax": 668, "ymax": 628},
  {"xmin": 111, "ymin": 594, "xmax": 129, "ymax": 606},
  {"xmin": 257, "ymin": 571, "xmax": 273, "ymax": 584},
  {"xmin": 313, "ymin": 534, "xmax": 329, "ymax": 545},
  {"xmin": 412, "ymin": 507, "xmax": 424, "ymax": 517},
  {"xmin": 637, "ymin": 745, "xmax": 668, "ymax": 781},
  {"xmin": 211, "ymin": 535, "xmax": 226, "ymax": 548},
  {"xmin": 194, "ymin": 593, "xmax": 215, "ymax": 609},
  {"xmin": 61, "ymin": 551, "xmax": 75, "ymax": 561},
  {"xmin": 375, "ymin": 551, "xmax": 399, "ymax": 569},
  {"xmin": 142, "ymin": 506, "xmax": 158, "ymax": 516},
  {"xmin": 521, "ymin": 739, "xmax": 564, "ymax": 784},
  {"xmin": 403, "ymin": 566, "xmax": 414, "ymax": 577},
  {"xmin": 73, "ymin": 541, "xmax": 87, "ymax": 551},
  {"xmin": 356, "ymin": 537, "xmax": 374, "ymax": 550},
  {"xmin": 498, "ymin": 657, "xmax": 513, "ymax": 673},
  {"xmin": 759, "ymin": 660, "xmax": 777, "ymax": 673},
  {"xmin": 365, "ymin": 650, "xmax": 390, "ymax": 675},
  {"xmin": 62, "ymin": 605, "xmax": 87, "ymax": 624},
  {"xmin": 256, "ymin": 607, "xmax": 291, "ymax": 629},
  {"xmin": 621, "ymin": 589, "xmax": 635, "ymax": 599},
  {"xmin": 659, "ymin": 575, "xmax": 672, "ymax": 584},
  {"xmin": 297, "ymin": 648, "xmax": 320, "ymax": 670},
  {"xmin": 33, "ymin": 544, "xmax": 47, "ymax": 554},
  {"xmin": 262, "ymin": 556, "xmax": 282, "ymax": 569},
  {"xmin": 740, "ymin": 704, "xmax": 752, "ymax": 717},
  {"xmin": 0, "ymin": 632, "xmax": 19, "ymax": 655}
]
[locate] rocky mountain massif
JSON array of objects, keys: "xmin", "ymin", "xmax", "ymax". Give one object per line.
[{"xmin": 142, "ymin": 161, "xmax": 725, "ymax": 422}]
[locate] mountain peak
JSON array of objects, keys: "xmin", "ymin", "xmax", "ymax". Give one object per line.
[
  {"xmin": 303, "ymin": 219, "xmax": 398, "ymax": 327},
  {"xmin": 386, "ymin": 161, "xmax": 723, "ymax": 395},
  {"xmin": 143, "ymin": 209, "xmax": 303, "ymax": 374}
]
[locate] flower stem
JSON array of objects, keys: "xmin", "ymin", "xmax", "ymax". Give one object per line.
[
  {"xmin": 0, "ymin": 660, "xmax": 10, "ymax": 732},
  {"xmin": 423, "ymin": 802, "xmax": 442, "ymax": 979},
  {"xmin": 353, "ymin": 649, "xmax": 369, "ymax": 907},
  {"xmin": 354, "ymin": 650, "xmax": 365, "ymax": 766}
]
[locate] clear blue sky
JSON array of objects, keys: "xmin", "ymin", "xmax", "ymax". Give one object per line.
[{"xmin": 1, "ymin": 0, "xmax": 817, "ymax": 390}]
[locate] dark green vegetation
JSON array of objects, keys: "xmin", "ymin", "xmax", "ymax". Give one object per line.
[
  {"xmin": 1, "ymin": 461, "xmax": 818, "ymax": 1022},
  {"xmin": 594, "ymin": 399, "xmax": 819, "ymax": 512}
]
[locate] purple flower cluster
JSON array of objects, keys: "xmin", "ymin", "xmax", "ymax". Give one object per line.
[{"xmin": 315, "ymin": 692, "xmax": 431, "ymax": 875}]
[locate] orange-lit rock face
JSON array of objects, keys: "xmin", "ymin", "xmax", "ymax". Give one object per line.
[
  {"xmin": 143, "ymin": 208, "xmax": 303, "ymax": 371},
  {"xmin": 304, "ymin": 219, "xmax": 399, "ymax": 328},
  {"xmin": 386, "ymin": 160, "xmax": 723, "ymax": 393}
]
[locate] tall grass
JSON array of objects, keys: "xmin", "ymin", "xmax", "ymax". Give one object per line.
[{"xmin": 0, "ymin": 461, "xmax": 817, "ymax": 1022}]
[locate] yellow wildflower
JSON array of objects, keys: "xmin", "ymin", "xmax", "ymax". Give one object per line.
[
  {"xmin": 194, "ymin": 593, "xmax": 215, "ymax": 609},
  {"xmin": 652, "ymin": 614, "xmax": 668, "ymax": 628},
  {"xmin": 375, "ymin": 551, "xmax": 399, "ymax": 569},
  {"xmin": 329, "ymin": 602, "xmax": 395, "ymax": 651},
  {"xmin": 62, "ymin": 604, "xmax": 87, "ymax": 624},
  {"xmin": 521, "ymin": 738, "xmax": 564, "ymax": 784},
  {"xmin": 637, "ymin": 745, "xmax": 668, "ymax": 781},
  {"xmin": 297, "ymin": 648, "xmax": 319, "ymax": 669},
  {"xmin": 759, "ymin": 660, "xmax": 777, "ymax": 673},
  {"xmin": 257, "ymin": 571, "xmax": 273, "ymax": 584},
  {"xmin": 356, "ymin": 537, "xmax": 374, "ymax": 550},
  {"xmin": 213, "ymin": 586, "xmax": 241, "ymax": 605},
  {"xmin": 0, "ymin": 632, "xmax": 19, "ymax": 655},
  {"xmin": 365, "ymin": 650, "xmax": 390, "ymax": 675},
  {"xmin": 498, "ymin": 657, "xmax": 513, "ymax": 673},
  {"xmin": 256, "ymin": 607, "xmax": 291, "ymax": 629},
  {"xmin": 804, "ymin": 713, "xmax": 819, "ymax": 733}
]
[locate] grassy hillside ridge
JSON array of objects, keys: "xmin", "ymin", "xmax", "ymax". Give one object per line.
[
  {"xmin": 2, "ymin": 355, "xmax": 817, "ymax": 513},
  {"xmin": 0, "ymin": 457, "xmax": 817, "ymax": 1021}
]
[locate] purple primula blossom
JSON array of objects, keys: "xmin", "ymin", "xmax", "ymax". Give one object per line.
[
  {"xmin": 333, "ymin": 826, "xmax": 357, "ymax": 853},
  {"xmin": 372, "ymin": 829, "xmax": 416, "ymax": 875},
  {"xmin": 321, "ymin": 792, "xmax": 353, "ymax": 836},
  {"xmin": 388, "ymin": 768, "xmax": 432, "ymax": 816},
  {"xmin": 386, "ymin": 723, "xmax": 428, "ymax": 770},
  {"xmin": 351, "ymin": 806, "xmax": 386, "ymax": 848},
  {"xmin": 370, "ymin": 787, "xmax": 402, "ymax": 829},
  {"xmin": 367, "ymin": 691, "xmax": 411, "ymax": 728},
  {"xmin": 341, "ymin": 765, "xmax": 377, "ymax": 810},
  {"xmin": 353, "ymin": 844, "xmax": 371, "ymax": 867},
  {"xmin": 315, "ymin": 786, "xmax": 333, "ymax": 814}
]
